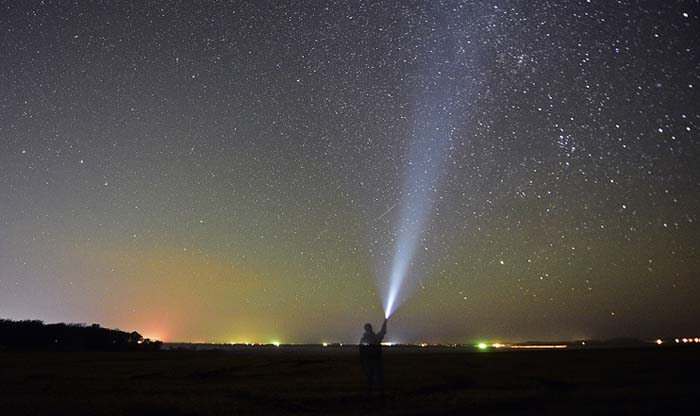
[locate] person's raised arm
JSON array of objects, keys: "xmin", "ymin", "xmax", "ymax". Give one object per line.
[{"xmin": 377, "ymin": 318, "xmax": 388, "ymax": 341}]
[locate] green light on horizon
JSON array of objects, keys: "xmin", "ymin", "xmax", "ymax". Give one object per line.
[{"xmin": 477, "ymin": 342, "xmax": 488, "ymax": 350}]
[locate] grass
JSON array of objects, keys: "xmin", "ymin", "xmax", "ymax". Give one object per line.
[{"xmin": 1, "ymin": 346, "xmax": 698, "ymax": 415}]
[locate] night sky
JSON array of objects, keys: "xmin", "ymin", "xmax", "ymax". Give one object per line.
[{"xmin": 1, "ymin": 1, "xmax": 698, "ymax": 344}]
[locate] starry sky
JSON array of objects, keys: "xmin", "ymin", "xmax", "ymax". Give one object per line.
[{"xmin": 1, "ymin": 1, "xmax": 698, "ymax": 344}]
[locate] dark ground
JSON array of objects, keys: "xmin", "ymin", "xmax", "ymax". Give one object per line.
[{"xmin": 0, "ymin": 346, "xmax": 697, "ymax": 415}]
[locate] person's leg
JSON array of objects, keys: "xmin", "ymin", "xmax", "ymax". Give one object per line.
[
  {"xmin": 368, "ymin": 363, "xmax": 381, "ymax": 392},
  {"xmin": 375, "ymin": 361, "xmax": 386, "ymax": 405}
]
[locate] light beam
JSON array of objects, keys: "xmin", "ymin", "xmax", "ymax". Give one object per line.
[{"xmin": 374, "ymin": 3, "xmax": 481, "ymax": 319}]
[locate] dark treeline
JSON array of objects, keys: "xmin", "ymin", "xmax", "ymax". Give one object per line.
[{"xmin": 0, "ymin": 319, "xmax": 161, "ymax": 351}]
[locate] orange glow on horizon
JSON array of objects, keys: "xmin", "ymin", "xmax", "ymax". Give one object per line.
[{"xmin": 509, "ymin": 344, "xmax": 568, "ymax": 349}]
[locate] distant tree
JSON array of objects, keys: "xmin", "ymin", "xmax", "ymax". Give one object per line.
[
  {"xmin": 129, "ymin": 331, "xmax": 144, "ymax": 344},
  {"xmin": 0, "ymin": 319, "xmax": 161, "ymax": 351}
]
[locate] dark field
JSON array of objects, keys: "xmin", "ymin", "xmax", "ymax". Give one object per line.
[{"xmin": 1, "ymin": 347, "xmax": 697, "ymax": 415}]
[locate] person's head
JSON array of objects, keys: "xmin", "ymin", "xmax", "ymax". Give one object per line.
[{"xmin": 364, "ymin": 323, "xmax": 373, "ymax": 333}]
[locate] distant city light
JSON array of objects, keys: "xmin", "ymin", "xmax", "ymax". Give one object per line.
[
  {"xmin": 419, "ymin": 342, "xmax": 428, "ymax": 347},
  {"xmin": 656, "ymin": 339, "xmax": 663, "ymax": 345},
  {"xmin": 492, "ymin": 343, "xmax": 505, "ymax": 348},
  {"xmin": 322, "ymin": 342, "xmax": 328, "ymax": 347},
  {"xmin": 509, "ymin": 344, "xmax": 567, "ymax": 349},
  {"xmin": 381, "ymin": 342, "xmax": 395, "ymax": 347},
  {"xmin": 272, "ymin": 341, "xmax": 280, "ymax": 347}
]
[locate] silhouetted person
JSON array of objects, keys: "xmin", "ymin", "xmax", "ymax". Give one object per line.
[{"xmin": 359, "ymin": 318, "xmax": 388, "ymax": 393}]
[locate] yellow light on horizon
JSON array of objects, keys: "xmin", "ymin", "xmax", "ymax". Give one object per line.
[
  {"xmin": 322, "ymin": 342, "xmax": 328, "ymax": 347},
  {"xmin": 656, "ymin": 339, "xmax": 663, "ymax": 345}
]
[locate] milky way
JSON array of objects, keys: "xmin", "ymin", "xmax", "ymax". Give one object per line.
[{"xmin": 1, "ymin": 1, "xmax": 698, "ymax": 343}]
